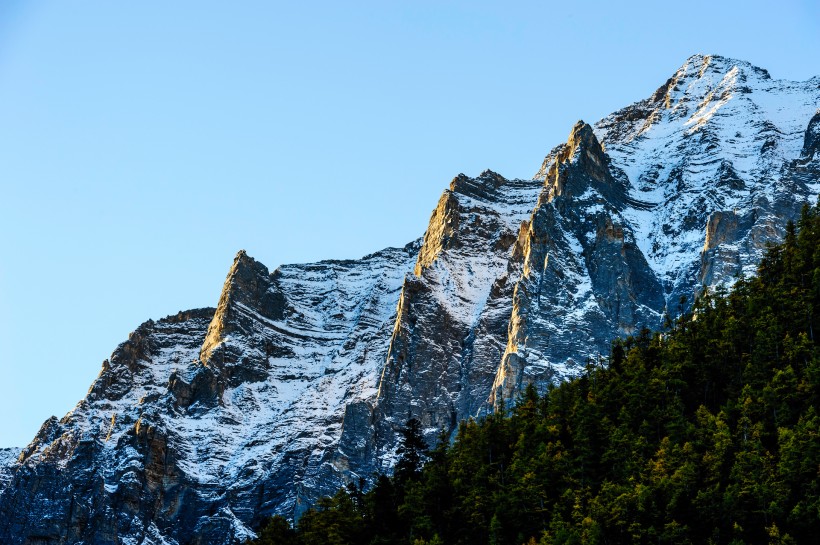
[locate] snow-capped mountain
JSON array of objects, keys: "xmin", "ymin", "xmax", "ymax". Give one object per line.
[
  {"xmin": 493, "ymin": 54, "xmax": 820, "ymax": 400},
  {"xmin": 1, "ymin": 55, "xmax": 817, "ymax": 544}
]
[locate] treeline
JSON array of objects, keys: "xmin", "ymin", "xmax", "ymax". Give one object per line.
[{"xmin": 250, "ymin": 201, "xmax": 820, "ymax": 544}]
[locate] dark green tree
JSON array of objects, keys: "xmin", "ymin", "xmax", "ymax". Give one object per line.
[
  {"xmin": 395, "ymin": 418, "xmax": 429, "ymax": 484},
  {"xmin": 247, "ymin": 515, "xmax": 297, "ymax": 545}
]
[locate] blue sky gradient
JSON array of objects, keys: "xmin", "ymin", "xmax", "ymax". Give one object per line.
[{"xmin": 1, "ymin": 1, "xmax": 818, "ymax": 447}]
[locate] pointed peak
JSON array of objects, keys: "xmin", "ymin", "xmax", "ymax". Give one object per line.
[
  {"xmin": 564, "ymin": 121, "xmax": 607, "ymax": 166},
  {"xmin": 677, "ymin": 53, "xmax": 771, "ymax": 81},
  {"xmin": 567, "ymin": 121, "xmax": 597, "ymax": 150},
  {"xmin": 476, "ymin": 169, "xmax": 508, "ymax": 187},
  {"xmin": 681, "ymin": 53, "xmax": 715, "ymax": 70},
  {"xmin": 570, "ymin": 119, "xmax": 591, "ymax": 132},
  {"xmin": 534, "ymin": 121, "xmax": 603, "ymax": 181},
  {"xmin": 228, "ymin": 249, "xmax": 268, "ymax": 283},
  {"xmin": 449, "ymin": 169, "xmax": 508, "ymax": 197},
  {"xmin": 478, "ymin": 168, "xmax": 502, "ymax": 179},
  {"xmin": 450, "ymin": 172, "xmax": 469, "ymax": 186},
  {"xmin": 200, "ymin": 250, "xmax": 277, "ymax": 365},
  {"xmin": 233, "ymin": 248, "xmax": 255, "ymax": 267},
  {"xmin": 536, "ymin": 118, "xmax": 617, "ymax": 200}
]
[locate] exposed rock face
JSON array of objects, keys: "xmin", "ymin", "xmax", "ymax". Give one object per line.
[
  {"xmin": 492, "ymin": 55, "xmax": 820, "ymax": 400},
  {"xmin": 0, "ymin": 246, "xmax": 418, "ymax": 544},
  {"xmin": 376, "ymin": 172, "xmax": 543, "ymax": 447},
  {"xmin": 0, "ymin": 448, "xmax": 20, "ymax": 492},
  {"xmin": 0, "ymin": 310, "xmax": 222, "ymax": 544},
  {"xmin": 491, "ymin": 122, "xmax": 665, "ymax": 403},
  {"xmin": 804, "ymin": 111, "xmax": 820, "ymax": 160},
  {"xmin": 1, "ymin": 55, "xmax": 818, "ymax": 544}
]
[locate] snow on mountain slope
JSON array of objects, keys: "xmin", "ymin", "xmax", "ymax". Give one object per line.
[
  {"xmin": 374, "ymin": 172, "xmax": 544, "ymax": 449},
  {"xmin": 0, "ymin": 247, "xmax": 418, "ymax": 544},
  {"xmin": 0, "ymin": 55, "xmax": 817, "ymax": 544},
  {"xmin": 493, "ymin": 121, "xmax": 666, "ymax": 399},
  {"xmin": 493, "ymin": 54, "xmax": 819, "ymax": 402},
  {"xmin": 0, "ymin": 448, "xmax": 20, "ymax": 493},
  {"xmin": 597, "ymin": 54, "xmax": 820, "ymax": 294}
]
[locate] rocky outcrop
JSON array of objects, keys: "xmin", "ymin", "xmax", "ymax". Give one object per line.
[
  {"xmin": 0, "ymin": 310, "xmax": 224, "ymax": 545},
  {"xmin": 0, "ymin": 448, "xmax": 20, "ymax": 494},
  {"xmin": 0, "ymin": 245, "xmax": 419, "ymax": 544},
  {"xmin": 375, "ymin": 171, "xmax": 542, "ymax": 448},
  {"xmin": 492, "ymin": 121, "xmax": 665, "ymax": 403},
  {"xmin": 490, "ymin": 55, "xmax": 820, "ymax": 405},
  {"xmin": 803, "ymin": 111, "xmax": 820, "ymax": 160},
  {"xmin": 0, "ymin": 55, "xmax": 818, "ymax": 544}
]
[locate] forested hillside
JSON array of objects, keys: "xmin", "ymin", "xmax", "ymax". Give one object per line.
[{"xmin": 251, "ymin": 201, "xmax": 820, "ymax": 544}]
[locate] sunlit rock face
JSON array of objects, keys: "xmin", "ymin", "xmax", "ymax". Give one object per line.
[
  {"xmin": 375, "ymin": 172, "xmax": 543, "ymax": 449},
  {"xmin": 493, "ymin": 55, "xmax": 820, "ymax": 400},
  {"xmin": 1, "ymin": 55, "xmax": 818, "ymax": 544}
]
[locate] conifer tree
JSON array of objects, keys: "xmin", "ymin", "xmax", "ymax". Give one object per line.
[{"xmin": 395, "ymin": 418, "xmax": 428, "ymax": 484}]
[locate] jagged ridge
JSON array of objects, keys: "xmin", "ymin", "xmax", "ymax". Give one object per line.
[{"xmin": 1, "ymin": 54, "xmax": 818, "ymax": 545}]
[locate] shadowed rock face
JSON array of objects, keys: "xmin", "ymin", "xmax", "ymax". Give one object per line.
[
  {"xmin": 1, "ymin": 55, "xmax": 818, "ymax": 544},
  {"xmin": 0, "ymin": 310, "xmax": 221, "ymax": 545},
  {"xmin": 491, "ymin": 122, "xmax": 666, "ymax": 404},
  {"xmin": 375, "ymin": 171, "xmax": 544, "ymax": 448},
  {"xmin": 803, "ymin": 111, "xmax": 820, "ymax": 160}
]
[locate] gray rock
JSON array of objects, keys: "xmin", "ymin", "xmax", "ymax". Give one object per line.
[{"xmin": 1, "ymin": 54, "xmax": 818, "ymax": 544}]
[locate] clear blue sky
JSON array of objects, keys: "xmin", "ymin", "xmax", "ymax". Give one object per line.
[{"xmin": 0, "ymin": 1, "xmax": 818, "ymax": 448}]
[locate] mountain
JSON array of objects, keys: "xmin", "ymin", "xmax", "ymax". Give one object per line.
[
  {"xmin": 1, "ymin": 54, "xmax": 818, "ymax": 544},
  {"xmin": 253, "ymin": 199, "xmax": 820, "ymax": 545}
]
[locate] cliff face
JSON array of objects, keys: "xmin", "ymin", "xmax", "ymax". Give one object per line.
[
  {"xmin": 0, "ymin": 246, "xmax": 419, "ymax": 544},
  {"xmin": 1, "ymin": 55, "xmax": 818, "ymax": 544},
  {"xmin": 493, "ymin": 55, "xmax": 820, "ymax": 400},
  {"xmin": 375, "ymin": 172, "xmax": 543, "ymax": 448},
  {"xmin": 490, "ymin": 121, "xmax": 665, "ymax": 404}
]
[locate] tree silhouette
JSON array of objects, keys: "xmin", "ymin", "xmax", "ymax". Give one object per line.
[{"xmin": 394, "ymin": 418, "xmax": 428, "ymax": 483}]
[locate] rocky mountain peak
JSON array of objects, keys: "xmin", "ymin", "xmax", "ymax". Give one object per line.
[
  {"xmin": 448, "ymin": 169, "xmax": 509, "ymax": 200},
  {"xmin": 566, "ymin": 120, "xmax": 598, "ymax": 151},
  {"xmin": 535, "ymin": 121, "xmax": 605, "ymax": 183},
  {"xmin": 537, "ymin": 120, "xmax": 631, "ymax": 210},
  {"xmin": 1, "ymin": 56, "xmax": 817, "ymax": 545},
  {"xmin": 413, "ymin": 189, "xmax": 461, "ymax": 276},
  {"xmin": 476, "ymin": 168, "xmax": 507, "ymax": 186},
  {"xmin": 200, "ymin": 250, "xmax": 283, "ymax": 365},
  {"xmin": 218, "ymin": 250, "xmax": 274, "ymax": 312},
  {"xmin": 599, "ymin": 54, "xmax": 782, "ymax": 149},
  {"xmin": 563, "ymin": 120, "xmax": 610, "ymax": 182},
  {"xmin": 681, "ymin": 53, "xmax": 771, "ymax": 81}
]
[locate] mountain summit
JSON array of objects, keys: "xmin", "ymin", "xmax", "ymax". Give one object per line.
[{"xmin": 1, "ymin": 55, "xmax": 818, "ymax": 544}]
